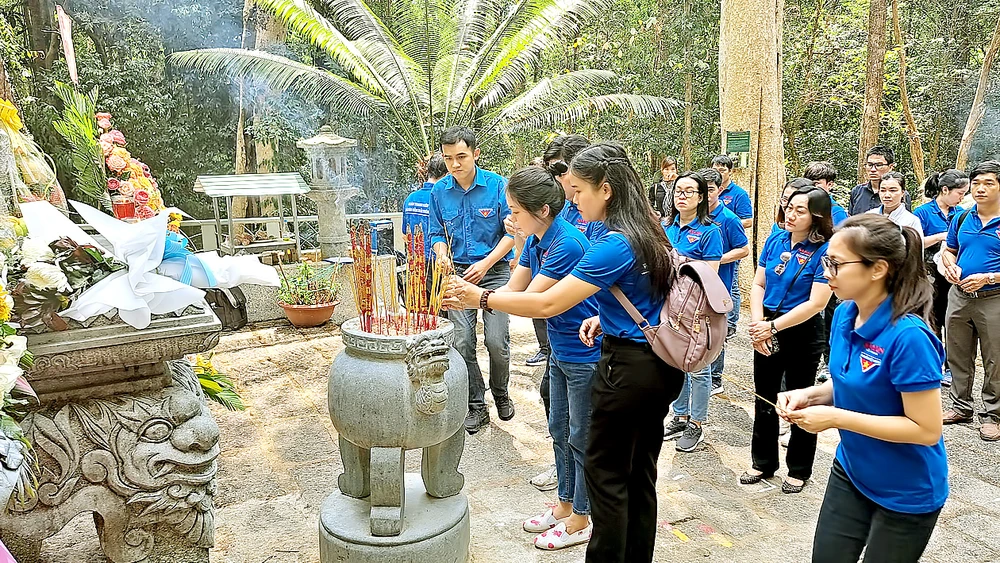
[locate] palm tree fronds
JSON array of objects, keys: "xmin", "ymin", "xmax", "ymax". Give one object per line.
[
  {"xmin": 51, "ymin": 83, "xmax": 111, "ymax": 212},
  {"xmin": 484, "ymin": 69, "xmax": 617, "ymax": 120}
]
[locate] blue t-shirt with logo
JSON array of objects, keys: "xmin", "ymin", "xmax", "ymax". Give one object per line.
[
  {"xmin": 758, "ymin": 230, "xmax": 828, "ymax": 312},
  {"xmin": 709, "ymin": 205, "xmax": 750, "ymax": 293},
  {"xmin": 402, "ymin": 182, "xmax": 434, "ymax": 256},
  {"xmin": 830, "ymin": 194, "xmax": 849, "ymax": 227},
  {"xmin": 518, "ymin": 217, "xmax": 601, "ymax": 363},
  {"xmin": 427, "ymin": 167, "xmax": 514, "ymax": 265},
  {"xmin": 663, "ymin": 217, "xmax": 723, "ymax": 262},
  {"xmin": 914, "ymin": 201, "xmax": 962, "ymax": 237},
  {"xmin": 571, "ymin": 231, "xmax": 665, "ymax": 342},
  {"xmin": 719, "ymin": 181, "xmax": 753, "ymax": 220},
  {"xmin": 830, "ymin": 298, "xmax": 948, "ymax": 514},
  {"xmin": 559, "ymin": 200, "xmax": 607, "ymax": 240},
  {"xmin": 945, "ymin": 205, "xmax": 1000, "ymax": 292}
]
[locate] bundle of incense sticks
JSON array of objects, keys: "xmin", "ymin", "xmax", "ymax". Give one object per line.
[{"xmin": 347, "ymin": 221, "xmax": 450, "ymax": 336}]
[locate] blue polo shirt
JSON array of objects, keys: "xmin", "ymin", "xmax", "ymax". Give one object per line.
[
  {"xmin": 402, "ymin": 182, "xmax": 434, "ymax": 255},
  {"xmin": 830, "ymin": 194, "xmax": 849, "ymax": 227},
  {"xmin": 663, "ymin": 217, "xmax": 723, "ymax": 262},
  {"xmin": 428, "ymin": 167, "xmax": 514, "ymax": 265},
  {"xmin": 719, "ymin": 181, "xmax": 753, "ymax": 220},
  {"xmin": 770, "ymin": 222, "xmax": 783, "ymax": 236},
  {"xmin": 710, "ymin": 204, "xmax": 749, "ymax": 292},
  {"xmin": 559, "ymin": 200, "xmax": 608, "ymax": 240},
  {"xmin": 913, "ymin": 201, "xmax": 962, "ymax": 237},
  {"xmin": 571, "ymin": 231, "xmax": 665, "ymax": 342},
  {"xmin": 830, "ymin": 298, "xmax": 948, "ymax": 514},
  {"xmin": 518, "ymin": 217, "xmax": 601, "ymax": 363},
  {"xmin": 758, "ymin": 230, "xmax": 828, "ymax": 313},
  {"xmin": 945, "ymin": 205, "xmax": 1000, "ymax": 292}
]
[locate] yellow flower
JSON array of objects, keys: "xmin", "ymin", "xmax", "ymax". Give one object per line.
[
  {"xmin": 0, "ymin": 99, "xmax": 22, "ymax": 132},
  {"xmin": 111, "ymin": 147, "xmax": 131, "ymax": 162},
  {"xmin": 0, "ymin": 287, "xmax": 12, "ymax": 322}
]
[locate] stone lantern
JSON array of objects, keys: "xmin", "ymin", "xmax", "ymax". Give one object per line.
[{"xmin": 297, "ymin": 126, "xmax": 359, "ymax": 258}]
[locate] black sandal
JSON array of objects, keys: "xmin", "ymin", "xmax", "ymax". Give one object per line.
[
  {"xmin": 739, "ymin": 470, "xmax": 774, "ymax": 485},
  {"xmin": 781, "ymin": 479, "xmax": 806, "ymax": 494}
]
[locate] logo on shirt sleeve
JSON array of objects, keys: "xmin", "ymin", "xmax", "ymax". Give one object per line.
[
  {"xmin": 859, "ymin": 342, "xmax": 884, "ymax": 373},
  {"xmin": 478, "ymin": 208, "xmax": 496, "ymax": 218}
]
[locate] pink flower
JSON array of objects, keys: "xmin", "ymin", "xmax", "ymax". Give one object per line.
[
  {"xmin": 109, "ymin": 130, "xmax": 126, "ymax": 146},
  {"xmin": 107, "ymin": 178, "xmax": 120, "ymax": 191},
  {"xmin": 118, "ymin": 181, "xmax": 135, "ymax": 197},
  {"xmin": 95, "ymin": 112, "xmax": 112, "ymax": 121},
  {"xmin": 134, "ymin": 189, "xmax": 150, "ymax": 206},
  {"xmin": 99, "ymin": 141, "xmax": 114, "ymax": 156},
  {"xmin": 97, "ymin": 119, "xmax": 112, "ymax": 130},
  {"xmin": 141, "ymin": 163, "xmax": 151, "ymax": 178},
  {"xmin": 136, "ymin": 205, "xmax": 155, "ymax": 220},
  {"xmin": 106, "ymin": 154, "xmax": 127, "ymax": 172}
]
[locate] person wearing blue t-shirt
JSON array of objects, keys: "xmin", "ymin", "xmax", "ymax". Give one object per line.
[
  {"xmin": 402, "ymin": 153, "xmax": 448, "ymax": 250},
  {"xmin": 660, "ymin": 171, "xmax": 723, "ymax": 453},
  {"xmin": 940, "ymin": 160, "xmax": 1000, "ymax": 442},
  {"xmin": 427, "ymin": 126, "xmax": 516, "ymax": 435},
  {"xmin": 913, "ymin": 169, "xmax": 968, "ymax": 386},
  {"xmin": 487, "ymin": 167, "xmax": 600, "ymax": 550},
  {"xmin": 696, "ymin": 168, "xmax": 750, "ymax": 396},
  {"xmin": 742, "ymin": 185, "xmax": 833, "ymax": 494},
  {"xmin": 779, "ymin": 214, "xmax": 948, "ymax": 562},
  {"xmin": 712, "ymin": 155, "xmax": 753, "ymax": 342},
  {"xmin": 445, "ymin": 143, "xmax": 684, "ymax": 563}
]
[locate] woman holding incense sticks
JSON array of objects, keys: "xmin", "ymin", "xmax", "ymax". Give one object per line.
[
  {"xmin": 489, "ymin": 165, "xmax": 600, "ymax": 550},
  {"xmin": 742, "ymin": 184, "xmax": 833, "ymax": 494},
  {"xmin": 446, "ymin": 142, "xmax": 683, "ymax": 563},
  {"xmin": 778, "ymin": 215, "xmax": 946, "ymax": 563}
]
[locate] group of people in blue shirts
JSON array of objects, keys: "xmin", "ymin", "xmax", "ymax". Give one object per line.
[{"xmin": 400, "ymin": 128, "xmax": 999, "ymax": 563}]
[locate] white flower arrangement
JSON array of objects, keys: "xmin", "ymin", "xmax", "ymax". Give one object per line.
[
  {"xmin": 18, "ymin": 238, "xmax": 53, "ymax": 267},
  {"xmin": 23, "ymin": 262, "xmax": 70, "ymax": 292}
]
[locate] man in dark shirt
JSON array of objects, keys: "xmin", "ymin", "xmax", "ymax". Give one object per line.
[{"xmin": 848, "ymin": 145, "xmax": 911, "ymax": 215}]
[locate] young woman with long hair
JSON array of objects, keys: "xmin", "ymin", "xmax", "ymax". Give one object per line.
[
  {"xmin": 743, "ymin": 184, "xmax": 834, "ymax": 494},
  {"xmin": 445, "ymin": 142, "xmax": 682, "ymax": 563},
  {"xmin": 780, "ymin": 215, "xmax": 947, "ymax": 562}
]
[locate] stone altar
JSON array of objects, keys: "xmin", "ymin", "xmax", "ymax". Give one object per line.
[
  {"xmin": 0, "ymin": 308, "xmax": 223, "ymax": 563},
  {"xmin": 320, "ymin": 318, "xmax": 470, "ymax": 562}
]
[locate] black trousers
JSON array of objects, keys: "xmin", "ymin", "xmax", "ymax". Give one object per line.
[
  {"xmin": 812, "ymin": 460, "xmax": 941, "ymax": 563},
  {"xmin": 752, "ymin": 311, "xmax": 822, "ymax": 480},
  {"xmin": 929, "ymin": 267, "xmax": 952, "ymax": 373},
  {"xmin": 820, "ymin": 295, "xmax": 839, "ymax": 365},
  {"xmin": 585, "ymin": 336, "xmax": 684, "ymax": 563}
]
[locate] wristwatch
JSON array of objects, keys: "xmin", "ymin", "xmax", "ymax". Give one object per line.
[{"xmin": 770, "ymin": 321, "xmax": 778, "ymax": 335}]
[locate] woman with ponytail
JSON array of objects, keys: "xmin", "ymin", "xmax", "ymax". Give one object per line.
[
  {"xmin": 778, "ymin": 215, "xmax": 947, "ymax": 563},
  {"xmin": 446, "ymin": 142, "xmax": 683, "ymax": 563},
  {"xmin": 913, "ymin": 170, "xmax": 968, "ymax": 385}
]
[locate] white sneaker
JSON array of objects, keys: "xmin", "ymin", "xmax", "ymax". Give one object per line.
[
  {"xmin": 534, "ymin": 521, "xmax": 593, "ymax": 550},
  {"xmin": 523, "ymin": 508, "xmax": 564, "ymax": 533},
  {"xmin": 529, "ymin": 466, "xmax": 558, "ymax": 491}
]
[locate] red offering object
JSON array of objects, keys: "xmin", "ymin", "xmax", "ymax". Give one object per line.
[{"xmin": 111, "ymin": 195, "xmax": 135, "ymax": 219}]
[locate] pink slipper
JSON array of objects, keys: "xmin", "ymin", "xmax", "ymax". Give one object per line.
[
  {"xmin": 522, "ymin": 508, "xmax": 564, "ymax": 533},
  {"xmin": 533, "ymin": 521, "xmax": 593, "ymax": 550}
]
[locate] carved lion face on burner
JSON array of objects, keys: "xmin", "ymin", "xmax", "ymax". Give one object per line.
[{"xmin": 406, "ymin": 332, "xmax": 451, "ymax": 416}]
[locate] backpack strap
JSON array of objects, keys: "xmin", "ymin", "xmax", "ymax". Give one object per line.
[
  {"xmin": 609, "ymin": 286, "xmax": 651, "ymax": 329},
  {"xmin": 950, "ymin": 208, "xmax": 973, "ymax": 252}
]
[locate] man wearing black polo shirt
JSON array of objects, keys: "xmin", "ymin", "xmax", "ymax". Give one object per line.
[{"xmin": 848, "ymin": 146, "xmax": 911, "ymax": 215}]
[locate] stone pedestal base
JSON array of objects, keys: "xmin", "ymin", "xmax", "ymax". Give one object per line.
[{"xmin": 319, "ymin": 474, "xmax": 469, "ymax": 563}]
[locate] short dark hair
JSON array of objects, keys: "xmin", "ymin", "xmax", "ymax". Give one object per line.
[
  {"xmin": 866, "ymin": 145, "xmax": 895, "ymax": 165},
  {"xmin": 439, "ymin": 126, "xmax": 477, "ymax": 150},
  {"xmin": 543, "ymin": 134, "xmax": 590, "ymax": 166},
  {"xmin": 788, "ymin": 185, "xmax": 834, "ymax": 244},
  {"xmin": 696, "ymin": 167, "xmax": 722, "ymax": 188},
  {"xmin": 880, "ymin": 171, "xmax": 905, "ymax": 191},
  {"xmin": 711, "ymin": 155, "xmax": 734, "ymax": 170},
  {"xmin": 803, "ymin": 161, "xmax": 837, "ymax": 183},
  {"xmin": 660, "ymin": 156, "xmax": 677, "ymax": 170},
  {"xmin": 426, "ymin": 153, "xmax": 448, "ymax": 181},
  {"xmin": 969, "ymin": 160, "xmax": 1000, "ymax": 183}
]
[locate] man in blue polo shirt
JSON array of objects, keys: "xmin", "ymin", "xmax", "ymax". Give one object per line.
[
  {"xmin": 940, "ymin": 160, "xmax": 1000, "ymax": 442},
  {"xmin": 699, "ymin": 168, "xmax": 749, "ymax": 395},
  {"xmin": 402, "ymin": 153, "xmax": 448, "ymax": 248},
  {"xmin": 712, "ymin": 155, "xmax": 753, "ymax": 342},
  {"xmin": 428, "ymin": 126, "xmax": 516, "ymax": 434}
]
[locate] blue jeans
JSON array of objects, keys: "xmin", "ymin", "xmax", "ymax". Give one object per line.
[
  {"xmin": 448, "ymin": 263, "xmax": 510, "ymax": 411},
  {"xmin": 671, "ymin": 365, "xmax": 712, "ymax": 423},
  {"xmin": 711, "ymin": 345, "xmax": 726, "ymax": 383},
  {"xmin": 728, "ymin": 269, "xmax": 741, "ymax": 330},
  {"xmin": 547, "ymin": 356, "xmax": 595, "ymax": 516}
]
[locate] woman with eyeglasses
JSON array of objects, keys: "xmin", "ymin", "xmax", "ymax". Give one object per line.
[
  {"xmin": 661, "ymin": 172, "xmax": 723, "ymax": 452},
  {"xmin": 866, "ymin": 172, "xmax": 924, "ymax": 245},
  {"xmin": 742, "ymin": 184, "xmax": 834, "ymax": 494},
  {"xmin": 445, "ymin": 143, "xmax": 683, "ymax": 563},
  {"xmin": 779, "ymin": 215, "xmax": 946, "ymax": 563},
  {"xmin": 772, "ymin": 178, "xmax": 816, "ymax": 235}
]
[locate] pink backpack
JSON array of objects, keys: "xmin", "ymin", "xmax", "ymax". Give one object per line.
[{"xmin": 611, "ymin": 250, "xmax": 733, "ymax": 373}]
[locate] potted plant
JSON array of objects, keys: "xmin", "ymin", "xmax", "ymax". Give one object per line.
[{"xmin": 277, "ymin": 261, "xmax": 340, "ymax": 328}]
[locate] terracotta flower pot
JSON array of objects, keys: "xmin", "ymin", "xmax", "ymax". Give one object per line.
[{"xmin": 279, "ymin": 301, "xmax": 339, "ymax": 328}]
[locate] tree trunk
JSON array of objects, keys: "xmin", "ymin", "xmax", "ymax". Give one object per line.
[
  {"xmin": 956, "ymin": 13, "xmax": 1000, "ymax": 171},
  {"xmin": 783, "ymin": 0, "xmax": 823, "ymax": 174},
  {"xmin": 891, "ymin": 0, "xmax": 925, "ymax": 185},
  {"xmin": 24, "ymin": 0, "xmax": 59, "ymax": 70},
  {"xmin": 857, "ymin": 0, "xmax": 888, "ymax": 185},
  {"xmin": 233, "ymin": 0, "xmax": 257, "ymax": 229},
  {"xmin": 0, "ymin": 54, "xmax": 13, "ymax": 102},
  {"xmin": 719, "ymin": 0, "xmax": 785, "ymax": 294}
]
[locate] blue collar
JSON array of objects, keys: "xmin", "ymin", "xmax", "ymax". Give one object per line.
[
  {"xmin": 969, "ymin": 204, "xmax": 1000, "ymax": 228},
  {"xmin": 420, "ymin": 181, "xmax": 434, "ymax": 191},
  {"xmin": 709, "ymin": 203, "xmax": 724, "ymax": 218},
  {"xmin": 844, "ymin": 296, "xmax": 895, "ymax": 342},
  {"xmin": 447, "ymin": 167, "xmax": 484, "ymax": 191},
  {"xmin": 536, "ymin": 218, "xmax": 563, "ymax": 251},
  {"xmin": 670, "ymin": 216, "xmax": 704, "ymax": 231}
]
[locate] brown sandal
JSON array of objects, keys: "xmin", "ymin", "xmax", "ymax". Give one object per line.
[{"xmin": 942, "ymin": 409, "xmax": 973, "ymax": 425}]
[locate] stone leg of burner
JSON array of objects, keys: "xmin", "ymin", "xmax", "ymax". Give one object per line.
[
  {"xmin": 421, "ymin": 428, "xmax": 465, "ymax": 498},
  {"xmin": 368, "ymin": 446, "xmax": 405, "ymax": 536},
  {"xmin": 337, "ymin": 435, "xmax": 371, "ymax": 498}
]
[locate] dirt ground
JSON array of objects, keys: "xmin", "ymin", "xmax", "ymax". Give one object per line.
[{"xmin": 35, "ymin": 315, "xmax": 1000, "ymax": 563}]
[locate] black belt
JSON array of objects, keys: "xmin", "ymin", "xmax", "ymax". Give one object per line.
[{"xmin": 960, "ymin": 287, "xmax": 1000, "ymax": 299}]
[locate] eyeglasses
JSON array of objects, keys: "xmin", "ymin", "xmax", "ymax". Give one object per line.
[
  {"xmin": 821, "ymin": 255, "xmax": 866, "ymax": 276},
  {"xmin": 674, "ymin": 190, "xmax": 699, "ymax": 199},
  {"xmin": 865, "ymin": 162, "xmax": 889, "ymax": 169}
]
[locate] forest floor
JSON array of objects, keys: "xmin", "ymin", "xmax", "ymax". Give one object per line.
[{"xmin": 36, "ymin": 315, "xmax": 1000, "ymax": 563}]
